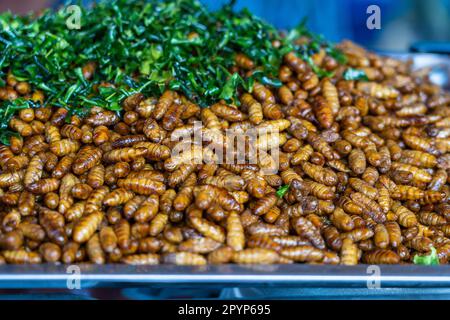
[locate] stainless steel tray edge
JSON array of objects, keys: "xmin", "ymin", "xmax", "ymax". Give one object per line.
[{"xmin": 0, "ymin": 264, "xmax": 450, "ymax": 288}]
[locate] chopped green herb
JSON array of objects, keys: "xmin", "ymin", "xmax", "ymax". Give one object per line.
[
  {"xmin": 0, "ymin": 0, "xmax": 346, "ymax": 136},
  {"xmin": 276, "ymin": 184, "xmax": 290, "ymax": 198},
  {"xmin": 327, "ymin": 47, "xmax": 348, "ymax": 65},
  {"xmin": 343, "ymin": 68, "xmax": 369, "ymax": 81},
  {"xmin": 413, "ymin": 247, "xmax": 440, "ymax": 265},
  {"xmin": 0, "ymin": 130, "xmax": 18, "ymax": 146}
]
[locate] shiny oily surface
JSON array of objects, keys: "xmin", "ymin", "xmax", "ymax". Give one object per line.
[{"xmin": 0, "ymin": 41, "xmax": 449, "ymax": 266}]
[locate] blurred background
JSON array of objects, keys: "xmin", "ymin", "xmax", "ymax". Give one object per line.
[{"xmin": 0, "ymin": 0, "xmax": 449, "ymax": 51}]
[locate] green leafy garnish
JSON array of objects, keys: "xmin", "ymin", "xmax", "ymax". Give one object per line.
[
  {"xmin": 343, "ymin": 68, "xmax": 369, "ymax": 81},
  {"xmin": 276, "ymin": 185, "xmax": 290, "ymax": 198},
  {"xmin": 0, "ymin": 0, "xmax": 347, "ymax": 136},
  {"xmin": 327, "ymin": 47, "xmax": 348, "ymax": 65},
  {"xmin": 413, "ymin": 247, "xmax": 440, "ymax": 265}
]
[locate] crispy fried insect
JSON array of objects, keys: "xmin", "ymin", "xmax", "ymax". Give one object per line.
[
  {"xmin": 267, "ymin": 236, "xmax": 309, "ymax": 249},
  {"xmin": 246, "ymin": 235, "xmax": 282, "ymax": 252},
  {"xmin": 247, "ymin": 222, "xmax": 286, "ymax": 237},
  {"xmin": 122, "ymin": 253, "xmax": 160, "ymax": 265},
  {"xmin": 363, "ymin": 249, "xmax": 400, "ymax": 264},
  {"xmin": 400, "ymin": 150, "xmax": 437, "ymax": 168},
  {"xmin": 293, "ymin": 217, "xmax": 325, "ymax": 249},
  {"xmin": 263, "ymin": 206, "xmax": 281, "ymax": 224},
  {"xmin": 428, "ymin": 169, "xmax": 448, "ymax": 191},
  {"xmin": 306, "ymin": 180, "xmax": 335, "ymax": 200},
  {"xmin": 231, "ymin": 248, "xmax": 279, "ymax": 264},
  {"xmin": 405, "ymin": 236, "xmax": 433, "ymax": 252},
  {"xmin": 302, "ymin": 162, "xmax": 337, "ymax": 186},
  {"xmin": 134, "ymin": 194, "xmax": 159, "ymax": 223},
  {"xmin": 306, "ymin": 131, "xmax": 335, "ymax": 160},
  {"xmin": 204, "ymin": 174, "xmax": 245, "ymax": 192},
  {"xmin": 331, "ymin": 208, "xmax": 354, "ymax": 232},
  {"xmin": 290, "ymin": 145, "xmax": 313, "ymax": 165},
  {"xmin": 39, "ymin": 242, "xmax": 61, "ymax": 263},
  {"xmin": 86, "ymin": 234, "xmax": 105, "ymax": 264},
  {"xmin": 207, "ymin": 246, "xmax": 234, "ymax": 264},
  {"xmin": 378, "ymin": 186, "xmax": 392, "ymax": 214},
  {"xmin": 392, "ymin": 162, "xmax": 432, "ymax": 183},
  {"xmin": 27, "ymin": 178, "xmax": 60, "ymax": 194},
  {"xmin": 226, "ymin": 211, "xmax": 245, "ymax": 251},
  {"xmin": 349, "ymin": 178, "xmax": 378, "ymax": 199},
  {"xmin": 2, "ymin": 200, "xmax": 21, "ymax": 220},
  {"xmin": 251, "ymin": 192, "xmax": 277, "ymax": 216},
  {"xmin": 85, "ymin": 186, "xmax": 109, "ymax": 214},
  {"xmin": 235, "ymin": 53, "xmax": 254, "ymax": 69},
  {"xmin": 322, "ymin": 225, "xmax": 342, "ymax": 251},
  {"xmin": 65, "ymin": 201, "xmax": 86, "ymax": 222},
  {"xmin": 362, "ymin": 166, "xmax": 379, "ymax": 186},
  {"xmin": 117, "ymin": 178, "xmax": 165, "ymax": 195},
  {"xmin": 350, "ymin": 192, "xmax": 385, "ymax": 223},
  {"xmin": 10, "ymin": 118, "xmax": 33, "ymax": 137},
  {"xmin": 90, "ymin": 124, "xmax": 108, "ymax": 144},
  {"xmin": 280, "ymin": 246, "xmax": 324, "ymax": 262},
  {"xmin": 178, "ymin": 238, "xmax": 221, "ymax": 254},
  {"xmin": 60, "ymin": 242, "xmax": 79, "ymax": 264},
  {"xmin": 0, "ymin": 229, "xmax": 23, "ymax": 250},
  {"xmin": 86, "ymin": 164, "xmax": 105, "ymax": 189},
  {"xmin": 194, "ymin": 185, "xmax": 241, "ymax": 212},
  {"xmin": 24, "ymin": 155, "xmax": 43, "ymax": 186},
  {"xmin": 239, "ymin": 93, "xmax": 263, "ymax": 125},
  {"xmin": 143, "ymin": 119, "xmax": 165, "ymax": 143},
  {"xmin": 121, "ymin": 195, "xmax": 145, "ymax": 219},
  {"xmin": 153, "ymin": 90, "xmax": 176, "ymax": 120},
  {"xmin": 348, "ymin": 148, "xmax": 366, "ymax": 175},
  {"xmin": 103, "ymin": 147, "xmax": 147, "ymax": 163},
  {"xmin": 73, "ymin": 146, "xmax": 102, "ymax": 175},
  {"xmin": 148, "ymin": 213, "xmax": 169, "ymax": 237},
  {"xmin": 418, "ymin": 212, "xmax": 446, "ymax": 226},
  {"xmin": 392, "ymin": 203, "xmax": 418, "ymax": 228},
  {"xmin": 61, "ymin": 124, "xmax": 82, "ymax": 140},
  {"xmin": 385, "ymin": 221, "xmax": 402, "ymax": 248},
  {"xmin": 99, "ymin": 226, "xmax": 117, "ymax": 253},
  {"xmin": 163, "ymin": 252, "xmax": 206, "ymax": 265},
  {"xmin": 73, "ymin": 211, "xmax": 104, "ymax": 243},
  {"xmin": 52, "ymin": 154, "xmax": 75, "ymax": 179},
  {"xmin": 17, "ymin": 191, "xmax": 35, "ymax": 217},
  {"xmin": 314, "ymin": 96, "xmax": 334, "ymax": 129},
  {"xmin": 136, "ymin": 237, "xmax": 161, "ymax": 253},
  {"xmin": 4, "ymin": 155, "xmax": 28, "ymax": 171},
  {"xmin": 156, "ymin": 189, "xmax": 176, "ymax": 216},
  {"xmin": 374, "ymin": 224, "xmax": 389, "ymax": 249},
  {"xmin": 2, "ymin": 250, "xmax": 41, "ymax": 264},
  {"xmin": 71, "ymin": 183, "xmax": 93, "ymax": 200},
  {"xmin": 210, "ymin": 103, "xmax": 245, "ymax": 122},
  {"xmin": 402, "ymin": 133, "xmax": 435, "ymax": 154},
  {"xmin": 340, "ymin": 238, "xmax": 359, "ymax": 265},
  {"xmin": 85, "ymin": 110, "xmax": 119, "ymax": 126},
  {"xmin": 342, "ymin": 227, "xmax": 374, "ymax": 242},
  {"xmin": 18, "ymin": 222, "xmax": 45, "ymax": 242},
  {"xmin": 134, "ymin": 142, "xmax": 171, "ymax": 161},
  {"xmin": 190, "ymin": 216, "xmax": 225, "ymax": 243},
  {"xmin": 391, "ymin": 185, "xmax": 424, "ymax": 201},
  {"xmin": 103, "ymin": 188, "xmax": 134, "ymax": 206}
]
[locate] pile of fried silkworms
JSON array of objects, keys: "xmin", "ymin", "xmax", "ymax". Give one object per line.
[{"xmin": 0, "ymin": 41, "xmax": 449, "ymax": 265}]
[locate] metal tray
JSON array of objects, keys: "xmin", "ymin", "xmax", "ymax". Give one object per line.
[
  {"xmin": 2, "ymin": 264, "xmax": 450, "ymax": 299},
  {"xmin": 0, "ymin": 264, "xmax": 450, "ymax": 288},
  {"xmin": 0, "ymin": 52, "xmax": 448, "ymax": 298}
]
